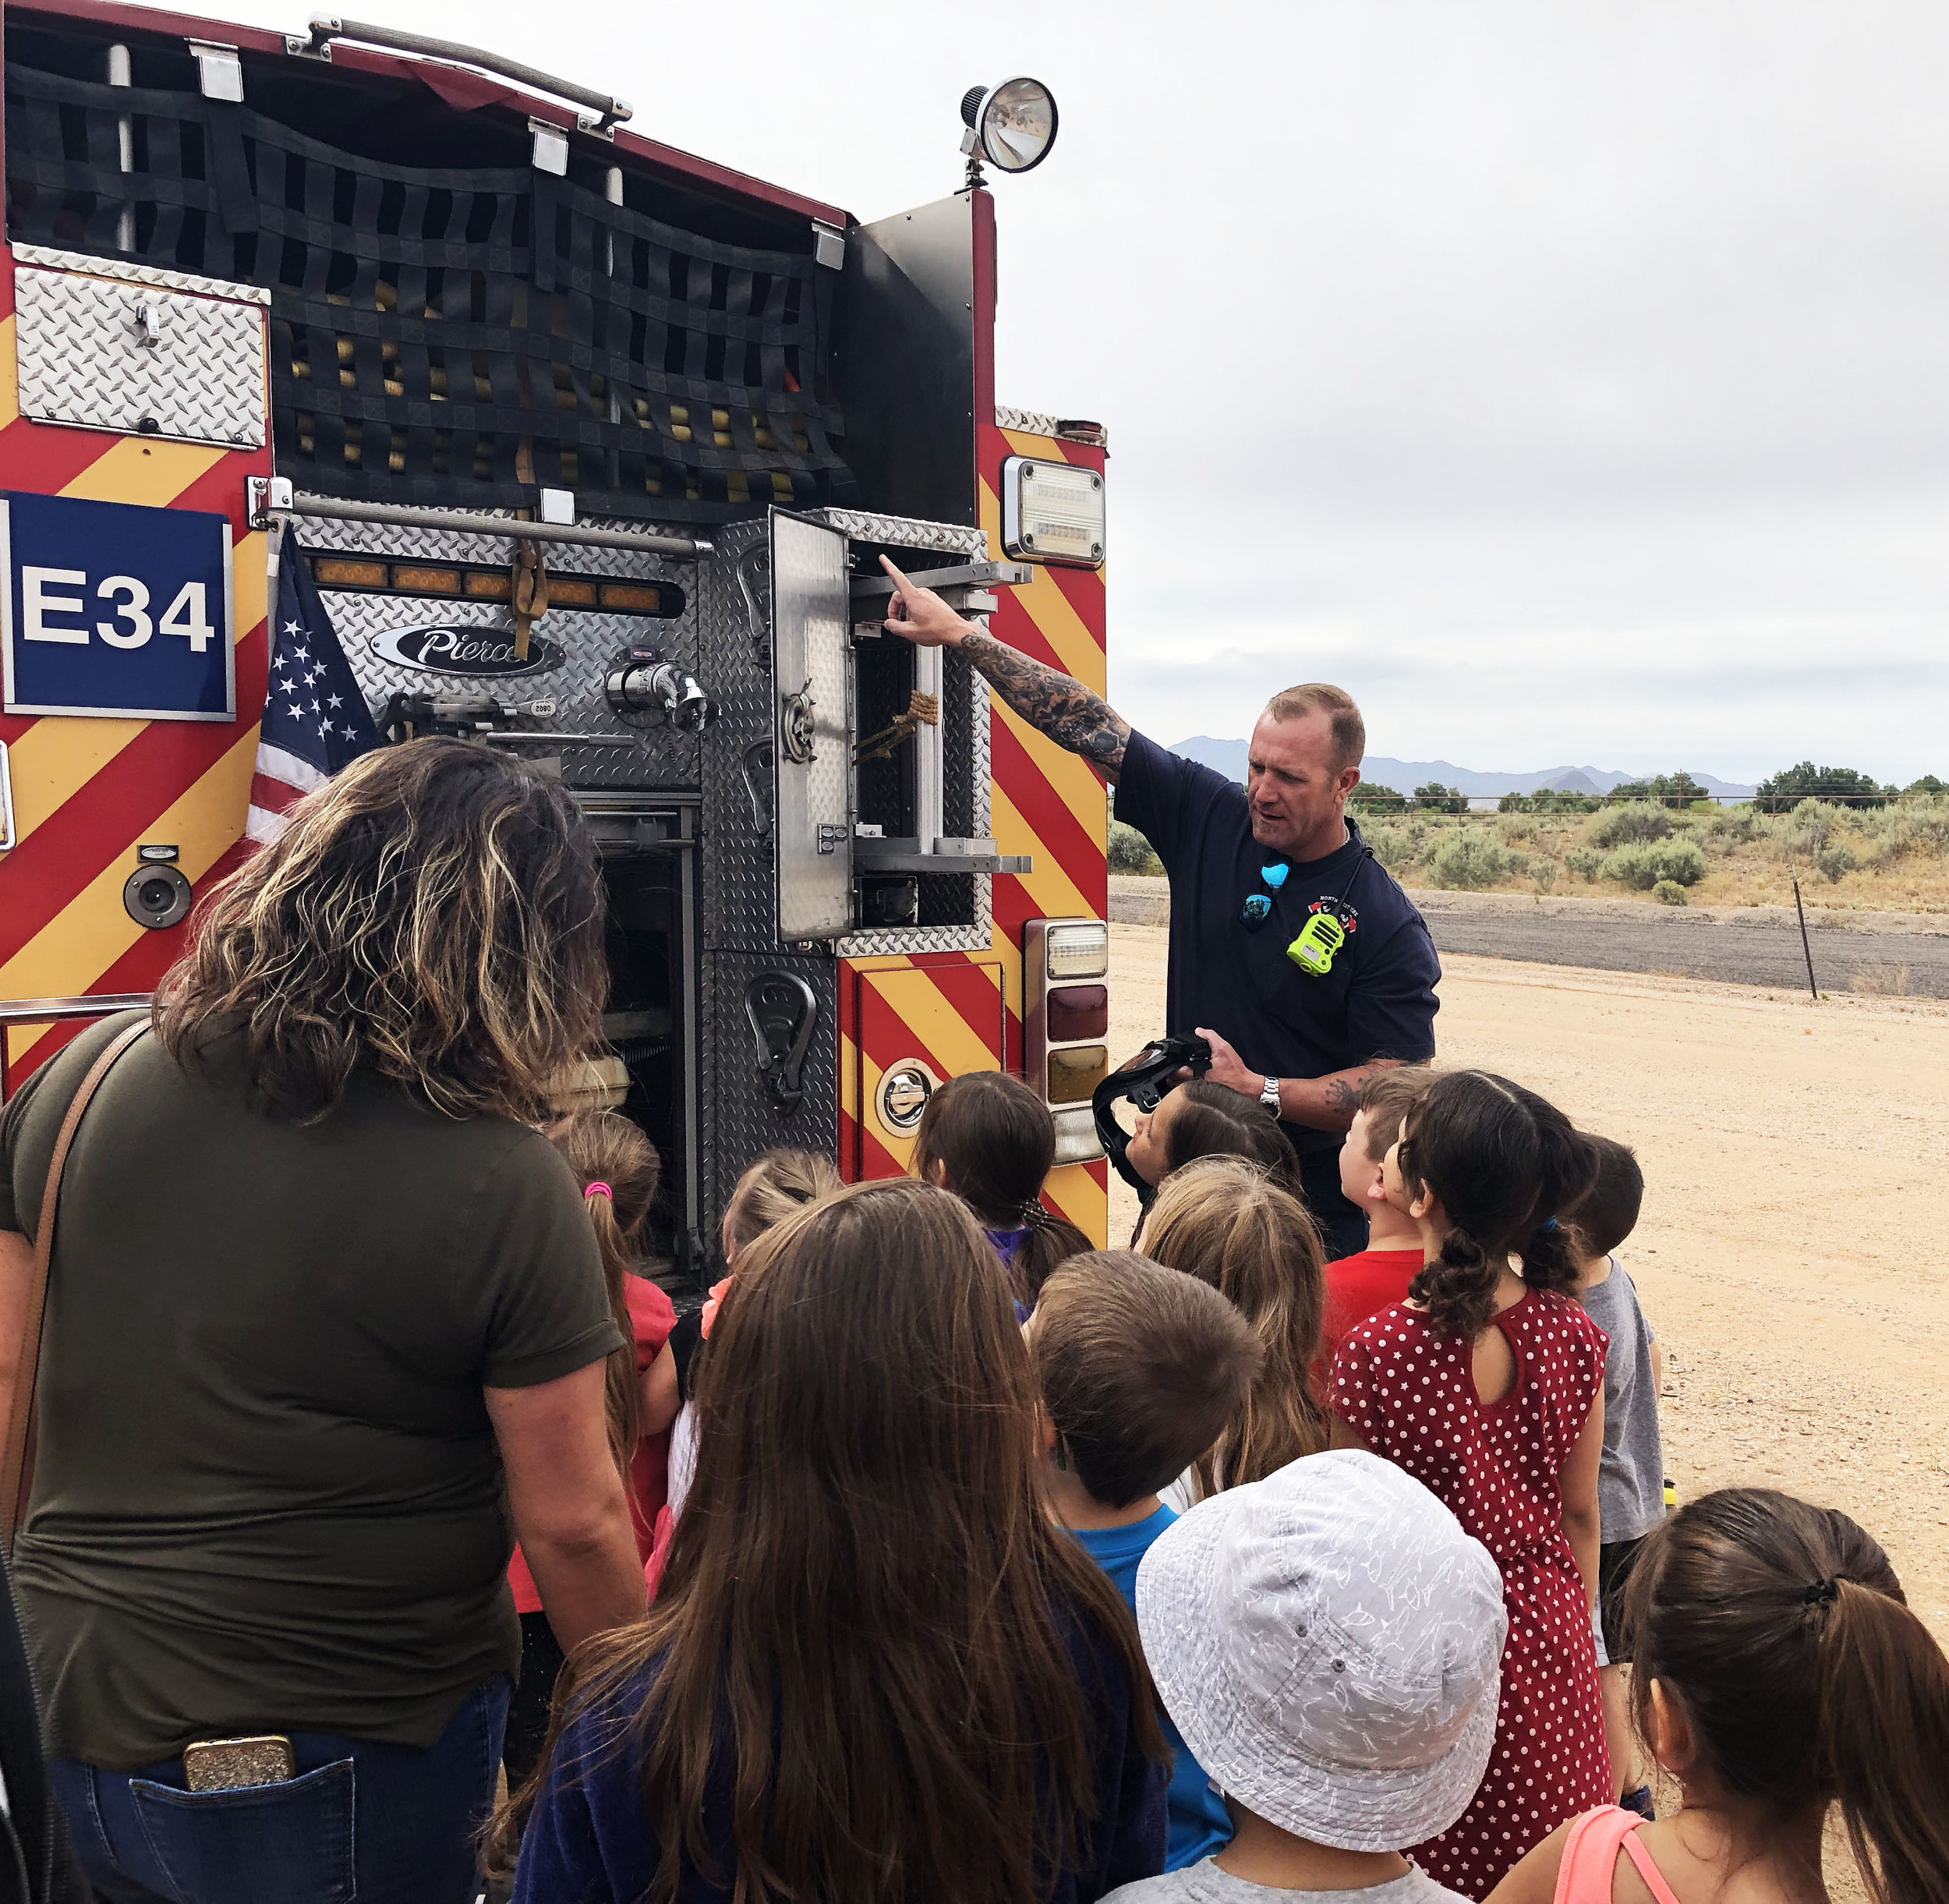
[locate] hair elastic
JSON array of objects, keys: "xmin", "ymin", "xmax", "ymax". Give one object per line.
[
  {"xmin": 1020, "ymin": 1199, "xmax": 1049, "ymax": 1229},
  {"xmin": 583, "ymin": 1181, "xmax": 614, "ymax": 1202},
  {"xmin": 1802, "ymin": 1577, "xmax": 1840, "ymax": 1606}
]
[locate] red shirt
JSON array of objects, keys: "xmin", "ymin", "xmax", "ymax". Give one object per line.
[
  {"xmin": 1311, "ymin": 1247, "xmax": 1424, "ymax": 1401},
  {"xmin": 508, "ymin": 1272, "xmax": 677, "ymax": 1614}
]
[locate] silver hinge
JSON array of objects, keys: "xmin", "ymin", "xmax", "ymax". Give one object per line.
[
  {"xmin": 187, "ymin": 40, "xmax": 245, "ymax": 101},
  {"xmin": 246, "ymin": 474, "xmax": 294, "ymax": 528},
  {"xmin": 812, "ymin": 220, "xmax": 846, "ymax": 271}
]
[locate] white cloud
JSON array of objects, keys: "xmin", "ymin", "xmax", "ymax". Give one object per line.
[{"xmin": 210, "ymin": 0, "xmax": 1949, "ymax": 780}]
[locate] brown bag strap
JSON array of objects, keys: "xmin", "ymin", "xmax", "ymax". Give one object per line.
[{"xmin": 2, "ymin": 1019, "xmax": 149, "ymax": 1553}]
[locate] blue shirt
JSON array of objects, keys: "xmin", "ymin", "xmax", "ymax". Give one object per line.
[
  {"xmin": 1114, "ymin": 731, "xmax": 1440, "ymax": 1154},
  {"xmin": 1071, "ymin": 1505, "xmax": 1233, "ymax": 1872},
  {"xmin": 512, "ymin": 1603, "xmax": 1166, "ymax": 1903}
]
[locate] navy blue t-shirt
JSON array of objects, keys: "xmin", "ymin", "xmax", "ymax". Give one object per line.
[{"xmin": 1115, "ymin": 731, "xmax": 1440, "ymax": 1155}]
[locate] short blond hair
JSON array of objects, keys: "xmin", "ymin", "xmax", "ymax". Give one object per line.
[{"xmin": 1263, "ymin": 683, "xmax": 1364, "ymax": 771}]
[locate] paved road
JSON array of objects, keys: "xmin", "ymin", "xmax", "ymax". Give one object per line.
[
  {"xmin": 1108, "ymin": 879, "xmax": 1949, "ymax": 999},
  {"xmin": 1410, "ymin": 895, "xmax": 1949, "ymax": 997}
]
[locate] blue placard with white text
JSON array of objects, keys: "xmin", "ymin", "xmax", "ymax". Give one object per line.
[{"xmin": 0, "ymin": 491, "xmax": 235, "ymax": 721}]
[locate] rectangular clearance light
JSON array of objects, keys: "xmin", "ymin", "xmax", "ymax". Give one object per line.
[
  {"xmin": 1001, "ymin": 455, "xmax": 1105, "ymax": 568},
  {"xmin": 1045, "ymin": 921, "xmax": 1109, "ymax": 980},
  {"xmin": 308, "ymin": 556, "xmax": 677, "ymax": 618}
]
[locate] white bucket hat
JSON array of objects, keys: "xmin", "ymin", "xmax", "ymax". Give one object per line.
[{"xmin": 1134, "ymin": 1448, "xmax": 1507, "ymax": 1852}]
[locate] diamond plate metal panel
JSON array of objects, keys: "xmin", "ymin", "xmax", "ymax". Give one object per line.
[
  {"xmin": 995, "ymin": 406, "xmax": 1059, "ymax": 436},
  {"xmin": 773, "ymin": 514, "xmax": 851, "ymax": 941},
  {"xmin": 699, "ymin": 949, "xmax": 839, "ymax": 1245},
  {"xmin": 696, "ymin": 516, "xmax": 780, "ymax": 951},
  {"xmin": 292, "ymin": 511, "xmax": 702, "ymax": 791},
  {"xmin": 809, "ymin": 508, "xmax": 987, "ymax": 558},
  {"xmin": 12, "ymin": 245, "xmax": 271, "ymax": 305},
  {"xmin": 16, "ymin": 266, "xmax": 265, "ymax": 448}
]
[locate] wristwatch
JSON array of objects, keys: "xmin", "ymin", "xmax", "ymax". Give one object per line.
[{"xmin": 1259, "ymin": 1074, "xmax": 1282, "ymax": 1114}]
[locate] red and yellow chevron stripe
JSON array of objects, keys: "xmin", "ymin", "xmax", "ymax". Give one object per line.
[
  {"xmin": 834, "ymin": 407, "xmax": 1112, "ymax": 1245},
  {"xmin": 0, "ymin": 246, "xmax": 272, "ymax": 1086}
]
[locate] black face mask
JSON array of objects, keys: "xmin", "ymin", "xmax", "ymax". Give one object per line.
[{"xmin": 1092, "ymin": 1034, "xmax": 1213, "ymax": 1196}]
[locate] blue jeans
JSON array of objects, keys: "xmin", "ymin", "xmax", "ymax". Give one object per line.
[{"xmin": 49, "ymin": 1676, "xmax": 509, "ymax": 1904}]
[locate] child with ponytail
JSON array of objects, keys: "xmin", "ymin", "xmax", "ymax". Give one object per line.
[
  {"xmin": 911, "ymin": 1071, "xmax": 1090, "ymax": 1312},
  {"xmin": 1329, "ymin": 1070, "xmax": 1608, "ymax": 1899},
  {"xmin": 1488, "ymin": 1487, "xmax": 1949, "ymax": 1904},
  {"xmin": 504, "ymin": 1109, "xmax": 674, "ymax": 1784}
]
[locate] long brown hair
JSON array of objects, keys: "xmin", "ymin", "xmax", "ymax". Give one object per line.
[
  {"xmin": 1624, "ymin": 1488, "xmax": 1949, "ymax": 1904},
  {"xmin": 1160, "ymin": 1079, "xmax": 1301, "ymax": 1189},
  {"xmin": 1140, "ymin": 1156, "xmax": 1327, "ymax": 1495},
  {"xmin": 910, "ymin": 1071, "xmax": 1089, "ymax": 1299},
  {"xmin": 544, "ymin": 1110, "xmax": 661, "ymax": 1478},
  {"xmin": 1397, "ymin": 1070, "xmax": 1596, "ymax": 1337},
  {"xmin": 157, "ymin": 738, "xmax": 605, "ymax": 1123},
  {"xmin": 493, "ymin": 1177, "xmax": 1163, "ymax": 1904}
]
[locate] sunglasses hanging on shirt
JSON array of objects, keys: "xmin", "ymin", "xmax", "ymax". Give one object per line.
[{"xmin": 1240, "ymin": 859, "xmax": 1289, "ymax": 929}]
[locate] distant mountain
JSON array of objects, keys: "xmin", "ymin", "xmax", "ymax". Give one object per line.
[{"xmin": 1167, "ymin": 738, "xmax": 1756, "ymax": 801}]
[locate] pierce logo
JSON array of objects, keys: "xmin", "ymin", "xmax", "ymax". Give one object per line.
[{"xmin": 368, "ymin": 625, "xmax": 565, "ymax": 678}]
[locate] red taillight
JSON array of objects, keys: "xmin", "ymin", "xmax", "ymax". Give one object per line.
[{"xmin": 1045, "ymin": 983, "xmax": 1108, "ymax": 1042}]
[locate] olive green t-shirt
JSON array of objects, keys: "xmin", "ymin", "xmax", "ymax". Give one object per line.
[{"xmin": 0, "ymin": 1011, "xmax": 622, "ymax": 1769}]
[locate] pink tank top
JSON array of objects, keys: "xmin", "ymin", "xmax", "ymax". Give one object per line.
[{"xmin": 1553, "ymin": 1807, "xmax": 1682, "ymax": 1904}]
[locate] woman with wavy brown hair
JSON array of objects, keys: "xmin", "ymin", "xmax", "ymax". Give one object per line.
[
  {"xmin": 0, "ymin": 738, "xmax": 644, "ymax": 1904},
  {"xmin": 497, "ymin": 1177, "xmax": 1169, "ymax": 1904}
]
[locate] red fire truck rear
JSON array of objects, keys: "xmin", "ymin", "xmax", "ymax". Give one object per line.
[{"xmin": 0, "ymin": 5, "xmax": 1113, "ymax": 1269}]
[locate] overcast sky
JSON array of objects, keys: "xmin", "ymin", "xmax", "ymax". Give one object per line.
[{"xmin": 217, "ymin": 0, "xmax": 1949, "ymax": 782}]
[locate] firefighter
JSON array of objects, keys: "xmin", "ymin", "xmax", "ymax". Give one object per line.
[{"xmin": 880, "ymin": 561, "xmax": 1441, "ymax": 1258}]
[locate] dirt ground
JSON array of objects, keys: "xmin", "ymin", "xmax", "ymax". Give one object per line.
[{"xmin": 1107, "ymin": 922, "xmax": 1949, "ymax": 1652}]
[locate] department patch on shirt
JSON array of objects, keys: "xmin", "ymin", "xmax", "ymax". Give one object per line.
[{"xmin": 1307, "ymin": 896, "xmax": 1360, "ymax": 932}]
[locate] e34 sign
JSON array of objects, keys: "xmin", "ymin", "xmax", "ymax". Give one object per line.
[{"xmin": 0, "ymin": 492, "xmax": 235, "ymax": 721}]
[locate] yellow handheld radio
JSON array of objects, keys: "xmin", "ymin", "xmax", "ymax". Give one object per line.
[
  {"xmin": 1282, "ymin": 846, "xmax": 1374, "ymax": 978},
  {"xmin": 1286, "ymin": 911, "xmax": 1346, "ymax": 975}
]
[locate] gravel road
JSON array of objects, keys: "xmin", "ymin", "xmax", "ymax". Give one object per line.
[{"xmin": 1109, "ymin": 876, "xmax": 1949, "ymax": 998}]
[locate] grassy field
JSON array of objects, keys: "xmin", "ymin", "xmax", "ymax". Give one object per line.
[{"xmin": 1113, "ymin": 797, "xmax": 1949, "ymax": 912}]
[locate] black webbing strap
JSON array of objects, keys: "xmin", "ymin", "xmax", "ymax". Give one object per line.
[{"xmin": 4, "ymin": 59, "xmax": 856, "ymax": 524}]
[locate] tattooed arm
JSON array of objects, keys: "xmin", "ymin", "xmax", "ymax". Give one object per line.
[
  {"xmin": 878, "ymin": 557, "xmax": 1130, "ymax": 781},
  {"xmin": 1197, "ymin": 1028, "xmax": 1406, "ymax": 1132}
]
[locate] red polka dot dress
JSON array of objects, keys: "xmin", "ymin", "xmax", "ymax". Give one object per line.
[{"xmin": 1332, "ymin": 1287, "xmax": 1610, "ymax": 1900}]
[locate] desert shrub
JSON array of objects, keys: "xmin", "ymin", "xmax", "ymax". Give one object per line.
[
  {"xmin": 1762, "ymin": 797, "xmax": 1838, "ymax": 857},
  {"xmin": 1650, "ymin": 879, "xmax": 1689, "ymax": 906},
  {"xmin": 1108, "ymin": 819, "xmax": 1162, "ymax": 875},
  {"xmin": 1856, "ymin": 799, "xmax": 1949, "ymax": 864},
  {"xmin": 1563, "ymin": 846, "xmax": 1603, "ymax": 881},
  {"xmin": 1502, "ymin": 851, "xmax": 1530, "ymax": 879},
  {"xmin": 1585, "ymin": 802, "xmax": 1673, "ymax": 848},
  {"xmin": 1815, "ymin": 845, "xmax": 1857, "ymax": 883},
  {"xmin": 1532, "ymin": 858, "xmax": 1561, "ymax": 895},
  {"xmin": 1699, "ymin": 808, "xmax": 1755, "ymax": 854},
  {"xmin": 1364, "ymin": 823, "xmax": 1418, "ymax": 874},
  {"xmin": 1424, "ymin": 833, "xmax": 1509, "ymax": 890},
  {"xmin": 1600, "ymin": 838, "xmax": 1709, "ymax": 890},
  {"xmin": 1495, "ymin": 813, "xmax": 1537, "ymax": 844}
]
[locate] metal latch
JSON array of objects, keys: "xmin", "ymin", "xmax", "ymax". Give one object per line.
[
  {"xmin": 780, "ymin": 679, "xmax": 817, "ymax": 763},
  {"xmin": 129, "ymin": 300, "xmax": 165, "ymax": 349},
  {"xmin": 746, "ymin": 971, "xmax": 818, "ymax": 1113}
]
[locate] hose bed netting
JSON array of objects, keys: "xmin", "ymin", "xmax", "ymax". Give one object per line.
[{"xmin": 5, "ymin": 53, "xmax": 856, "ymax": 523}]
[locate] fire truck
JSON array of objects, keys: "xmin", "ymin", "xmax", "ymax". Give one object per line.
[{"xmin": 0, "ymin": 2, "xmax": 1114, "ymax": 1271}]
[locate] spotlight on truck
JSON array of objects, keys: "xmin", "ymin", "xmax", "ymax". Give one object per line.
[{"xmin": 960, "ymin": 79, "xmax": 1059, "ymax": 176}]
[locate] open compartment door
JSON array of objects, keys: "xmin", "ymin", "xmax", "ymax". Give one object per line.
[{"xmin": 771, "ymin": 510, "xmax": 852, "ymax": 941}]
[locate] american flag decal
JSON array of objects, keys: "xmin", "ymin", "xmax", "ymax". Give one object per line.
[{"xmin": 244, "ymin": 537, "xmax": 380, "ymax": 846}]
